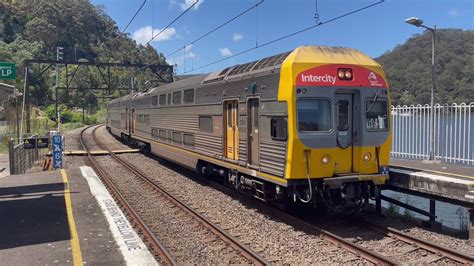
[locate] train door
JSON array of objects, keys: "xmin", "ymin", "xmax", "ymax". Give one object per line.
[
  {"xmin": 247, "ymin": 98, "xmax": 259, "ymax": 165},
  {"xmin": 335, "ymin": 94, "xmax": 353, "ymax": 173},
  {"xmin": 130, "ymin": 108, "xmax": 136, "ymax": 134},
  {"xmin": 224, "ymin": 100, "xmax": 239, "ymax": 160}
]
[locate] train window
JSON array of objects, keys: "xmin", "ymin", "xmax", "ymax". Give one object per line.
[
  {"xmin": 271, "ymin": 118, "xmax": 287, "ymax": 141},
  {"xmin": 144, "ymin": 115, "xmax": 150, "ymax": 125},
  {"xmin": 199, "ymin": 116, "xmax": 213, "ymax": 132},
  {"xmin": 159, "ymin": 94, "xmax": 166, "ymax": 106},
  {"xmin": 173, "ymin": 91, "xmax": 182, "ymax": 105},
  {"xmin": 297, "ymin": 99, "xmax": 332, "ymax": 132},
  {"xmin": 183, "ymin": 134, "xmax": 194, "ymax": 147},
  {"xmin": 183, "ymin": 89, "xmax": 194, "ymax": 103},
  {"xmin": 152, "ymin": 96, "xmax": 158, "ymax": 106},
  {"xmin": 337, "ymin": 100, "xmax": 349, "ymax": 131},
  {"xmin": 172, "ymin": 132, "xmax": 182, "ymax": 144},
  {"xmin": 151, "ymin": 128, "xmax": 159, "ymax": 138},
  {"xmin": 138, "ymin": 114, "xmax": 144, "ymax": 124},
  {"xmin": 366, "ymin": 99, "xmax": 389, "ymax": 131},
  {"xmin": 159, "ymin": 130, "xmax": 167, "ymax": 140}
]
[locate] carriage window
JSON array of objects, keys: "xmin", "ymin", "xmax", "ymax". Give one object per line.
[
  {"xmin": 271, "ymin": 118, "xmax": 287, "ymax": 140},
  {"xmin": 183, "ymin": 134, "xmax": 194, "ymax": 147},
  {"xmin": 172, "ymin": 132, "xmax": 182, "ymax": 144},
  {"xmin": 183, "ymin": 89, "xmax": 194, "ymax": 103},
  {"xmin": 173, "ymin": 91, "xmax": 182, "ymax": 105},
  {"xmin": 366, "ymin": 99, "xmax": 388, "ymax": 131},
  {"xmin": 297, "ymin": 99, "xmax": 332, "ymax": 132},
  {"xmin": 159, "ymin": 130, "xmax": 167, "ymax": 140},
  {"xmin": 159, "ymin": 94, "xmax": 166, "ymax": 106},
  {"xmin": 337, "ymin": 100, "xmax": 349, "ymax": 131},
  {"xmin": 152, "ymin": 96, "xmax": 158, "ymax": 106},
  {"xmin": 144, "ymin": 115, "xmax": 150, "ymax": 125},
  {"xmin": 138, "ymin": 114, "xmax": 144, "ymax": 124},
  {"xmin": 199, "ymin": 116, "xmax": 213, "ymax": 132},
  {"xmin": 151, "ymin": 128, "xmax": 159, "ymax": 138}
]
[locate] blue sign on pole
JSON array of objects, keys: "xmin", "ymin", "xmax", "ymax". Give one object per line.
[{"xmin": 52, "ymin": 134, "xmax": 62, "ymax": 169}]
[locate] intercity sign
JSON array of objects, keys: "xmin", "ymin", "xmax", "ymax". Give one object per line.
[{"xmin": 0, "ymin": 62, "xmax": 16, "ymax": 80}]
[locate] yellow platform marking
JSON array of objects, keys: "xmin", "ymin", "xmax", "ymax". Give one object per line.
[
  {"xmin": 390, "ymin": 164, "xmax": 474, "ymax": 179},
  {"xmin": 61, "ymin": 169, "xmax": 83, "ymax": 266}
]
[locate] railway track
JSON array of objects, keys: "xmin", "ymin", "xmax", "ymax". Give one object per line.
[
  {"xmin": 357, "ymin": 221, "xmax": 474, "ymax": 264},
  {"xmin": 87, "ymin": 125, "xmax": 269, "ymax": 265},
  {"xmin": 80, "ymin": 125, "xmax": 176, "ymax": 265}
]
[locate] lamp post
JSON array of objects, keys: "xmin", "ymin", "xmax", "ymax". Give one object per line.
[{"xmin": 405, "ymin": 17, "xmax": 436, "ymax": 161}]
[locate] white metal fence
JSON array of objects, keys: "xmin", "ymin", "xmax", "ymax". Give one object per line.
[{"xmin": 391, "ymin": 103, "xmax": 474, "ymax": 165}]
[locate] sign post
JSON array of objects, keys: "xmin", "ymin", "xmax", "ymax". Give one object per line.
[
  {"xmin": 52, "ymin": 133, "xmax": 63, "ymax": 169},
  {"xmin": 0, "ymin": 62, "xmax": 16, "ymax": 80}
]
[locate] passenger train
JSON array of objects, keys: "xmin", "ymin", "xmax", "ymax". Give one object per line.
[{"xmin": 106, "ymin": 46, "xmax": 391, "ymax": 210}]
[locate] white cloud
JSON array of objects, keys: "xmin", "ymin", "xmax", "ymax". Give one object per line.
[
  {"xmin": 233, "ymin": 33, "xmax": 243, "ymax": 42},
  {"xmin": 448, "ymin": 8, "xmax": 459, "ymax": 17},
  {"xmin": 132, "ymin": 26, "xmax": 177, "ymax": 45},
  {"xmin": 219, "ymin": 48, "xmax": 233, "ymax": 57},
  {"xmin": 170, "ymin": 0, "xmax": 203, "ymax": 11}
]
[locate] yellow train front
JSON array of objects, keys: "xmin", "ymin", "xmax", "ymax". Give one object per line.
[{"xmin": 106, "ymin": 46, "xmax": 391, "ymax": 210}]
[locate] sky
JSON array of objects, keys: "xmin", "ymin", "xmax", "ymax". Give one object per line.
[{"xmin": 90, "ymin": 0, "xmax": 474, "ymax": 75}]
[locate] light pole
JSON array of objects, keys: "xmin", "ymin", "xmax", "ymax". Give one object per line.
[{"xmin": 405, "ymin": 17, "xmax": 436, "ymax": 161}]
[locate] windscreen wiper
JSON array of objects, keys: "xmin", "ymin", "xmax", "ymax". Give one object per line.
[{"xmin": 366, "ymin": 92, "xmax": 379, "ymax": 114}]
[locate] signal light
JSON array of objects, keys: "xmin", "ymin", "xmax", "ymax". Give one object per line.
[{"xmin": 337, "ymin": 68, "xmax": 353, "ymax": 81}]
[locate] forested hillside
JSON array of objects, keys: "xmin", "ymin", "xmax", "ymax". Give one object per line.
[
  {"xmin": 376, "ymin": 29, "xmax": 473, "ymax": 106},
  {"xmin": 0, "ymin": 0, "xmax": 167, "ymax": 110}
]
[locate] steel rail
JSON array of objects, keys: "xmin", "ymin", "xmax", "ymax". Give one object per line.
[
  {"xmin": 91, "ymin": 125, "xmax": 269, "ymax": 265},
  {"xmin": 80, "ymin": 125, "xmax": 176, "ymax": 265},
  {"xmin": 361, "ymin": 222, "xmax": 474, "ymax": 264}
]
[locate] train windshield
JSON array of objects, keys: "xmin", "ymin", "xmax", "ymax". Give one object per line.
[
  {"xmin": 366, "ymin": 99, "xmax": 388, "ymax": 131},
  {"xmin": 297, "ymin": 99, "xmax": 332, "ymax": 132}
]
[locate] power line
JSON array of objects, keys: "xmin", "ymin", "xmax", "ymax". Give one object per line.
[
  {"xmin": 121, "ymin": 0, "xmax": 147, "ymax": 34},
  {"xmin": 146, "ymin": 0, "xmax": 199, "ymax": 45},
  {"xmin": 181, "ymin": 0, "xmax": 385, "ymax": 74},
  {"xmin": 166, "ymin": 0, "xmax": 264, "ymax": 58}
]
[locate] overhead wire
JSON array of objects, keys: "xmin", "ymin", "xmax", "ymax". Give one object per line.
[
  {"xmin": 181, "ymin": 0, "xmax": 385, "ymax": 74},
  {"xmin": 146, "ymin": 0, "xmax": 199, "ymax": 45},
  {"xmin": 121, "ymin": 0, "xmax": 147, "ymax": 34},
  {"xmin": 166, "ymin": 0, "xmax": 264, "ymax": 58},
  {"xmin": 118, "ymin": 0, "xmax": 264, "ymax": 90}
]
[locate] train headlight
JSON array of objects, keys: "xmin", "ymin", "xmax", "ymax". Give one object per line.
[
  {"xmin": 338, "ymin": 69, "xmax": 345, "ymax": 79},
  {"xmin": 363, "ymin": 152, "xmax": 372, "ymax": 162},
  {"xmin": 344, "ymin": 69, "xmax": 352, "ymax": 80},
  {"xmin": 321, "ymin": 155, "xmax": 331, "ymax": 165}
]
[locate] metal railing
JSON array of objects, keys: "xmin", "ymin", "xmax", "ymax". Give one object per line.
[
  {"xmin": 8, "ymin": 136, "xmax": 50, "ymax": 174},
  {"xmin": 391, "ymin": 103, "xmax": 474, "ymax": 165}
]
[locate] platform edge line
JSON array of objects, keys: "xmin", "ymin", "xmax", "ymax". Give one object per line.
[{"xmin": 61, "ymin": 169, "xmax": 84, "ymax": 266}]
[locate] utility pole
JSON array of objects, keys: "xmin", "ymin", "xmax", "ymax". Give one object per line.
[
  {"xmin": 131, "ymin": 76, "xmax": 136, "ymax": 94},
  {"xmin": 56, "ymin": 46, "xmax": 63, "ymax": 132}
]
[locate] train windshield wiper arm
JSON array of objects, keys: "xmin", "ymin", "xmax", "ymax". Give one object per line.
[{"xmin": 366, "ymin": 92, "xmax": 379, "ymax": 114}]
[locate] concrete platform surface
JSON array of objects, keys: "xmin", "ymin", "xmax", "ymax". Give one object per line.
[
  {"xmin": 0, "ymin": 167, "xmax": 157, "ymax": 265},
  {"xmin": 388, "ymin": 159, "xmax": 474, "ymax": 207}
]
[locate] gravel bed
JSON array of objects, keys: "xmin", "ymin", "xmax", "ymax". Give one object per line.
[
  {"xmin": 95, "ymin": 156, "xmax": 254, "ymax": 264},
  {"xmin": 93, "ymin": 126, "xmax": 129, "ymax": 151},
  {"xmin": 119, "ymin": 153, "xmax": 369, "ymax": 264},
  {"xmin": 63, "ymin": 126, "xmax": 88, "ymax": 151}
]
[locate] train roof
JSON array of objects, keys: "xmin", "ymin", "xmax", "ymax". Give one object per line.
[{"xmin": 111, "ymin": 45, "xmax": 382, "ymax": 102}]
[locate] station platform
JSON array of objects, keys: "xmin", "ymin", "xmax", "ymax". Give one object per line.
[
  {"xmin": 388, "ymin": 158, "xmax": 474, "ymax": 207},
  {"xmin": 0, "ymin": 166, "xmax": 156, "ymax": 265}
]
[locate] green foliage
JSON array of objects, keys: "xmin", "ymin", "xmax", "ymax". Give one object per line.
[
  {"xmin": 376, "ymin": 29, "xmax": 474, "ymax": 105},
  {"xmin": 0, "ymin": 0, "xmax": 168, "ymax": 113}
]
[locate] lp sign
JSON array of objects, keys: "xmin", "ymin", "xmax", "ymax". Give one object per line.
[
  {"xmin": 52, "ymin": 134, "xmax": 63, "ymax": 169},
  {"xmin": 0, "ymin": 62, "xmax": 16, "ymax": 80}
]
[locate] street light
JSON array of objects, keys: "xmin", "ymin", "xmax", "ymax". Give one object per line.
[{"xmin": 405, "ymin": 17, "xmax": 437, "ymax": 162}]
